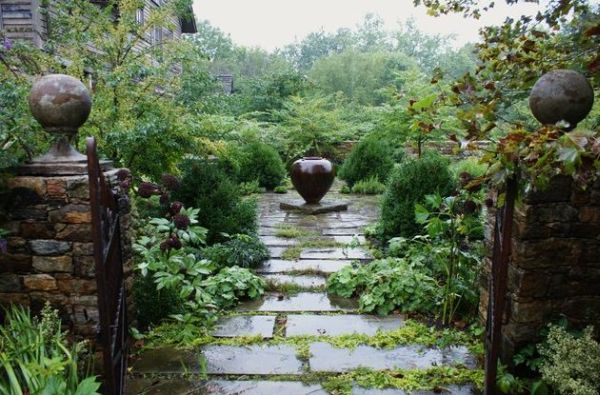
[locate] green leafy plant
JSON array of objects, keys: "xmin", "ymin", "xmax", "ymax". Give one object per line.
[
  {"xmin": 201, "ymin": 234, "xmax": 270, "ymax": 269},
  {"xmin": 414, "ymin": 191, "xmax": 483, "ymax": 325},
  {"xmin": 238, "ymin": 180, "xmax": 263, "ymax": 196},
  {"xmin": 201, "ymin": 266, "xmax": 266, "ymax": 310},
  {"xmin": 0, "ymin": 304, "xmax": 100, "ymax": 395},
  {"xmin": 327, "ymin": 259, "xmax": 437, "ymax": 315},
  {"xmin": 380, "ymin": 152, "xmax": 453, "ymax": 241},
  {"xmin": 274, "ymin": 185, "xmax": 288, "ymax": 194},
  {"xmin": 351, "ymin": 176, "xmax": 387, "ymax": 195},
  {"xmin": 132, "ymin": 274, "xmax": 184, "ymax": 328},
  {"xmin": 173, "ymin": 158, "xmax": 258, "ymax": 244},
  {"xmin": 539, "ymin": 325, "xmax": 600, "ymax": 395},
  {"xmin": 238, "ymin": 141, "xmax": 286, "ymax": 190},
  {"xmin": 338, "ymin": 136, "xmax": 395, "ymax": 187}
]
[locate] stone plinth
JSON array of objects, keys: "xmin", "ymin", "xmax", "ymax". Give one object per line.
[
  {"xmin": 280, "ymin": 199, "xmax": 348, "ymax": 215},
  {"xmin": 480, "ymin": 176, "xmax": 600, "ymax": 361},
  {"xmin": 0, "ymin": 166, "xmax": 132, "ymax": 339}
]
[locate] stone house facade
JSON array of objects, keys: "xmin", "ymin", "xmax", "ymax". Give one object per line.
[{"xmin": 0, "ymin": 0, "xmax": 197, "ymax": 48}]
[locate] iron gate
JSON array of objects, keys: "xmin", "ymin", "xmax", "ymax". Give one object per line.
[
  {"xmin": 87, "ymin": 137, "xmax": 128, "ymax": 395},
  {"xmin": 484, "ymin": 177, "xmax": 518, "ymax": 394}
]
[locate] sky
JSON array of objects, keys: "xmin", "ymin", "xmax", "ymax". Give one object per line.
[{"xmin": 192, "ymin": 0, "xmax": 547, "ymax": 51}]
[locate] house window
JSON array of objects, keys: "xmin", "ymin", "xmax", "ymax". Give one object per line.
[
  {"xmin": 153, "ymin": 26, "xmax": 163, "ymax": 45},
  {"xmin": 135, "ymin": 8, "xmax": 144, "ymax": 24}
]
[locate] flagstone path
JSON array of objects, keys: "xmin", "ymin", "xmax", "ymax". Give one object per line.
[{"xmin": 128, "ymin": 186, "xmax": 478, "ymax": 394}]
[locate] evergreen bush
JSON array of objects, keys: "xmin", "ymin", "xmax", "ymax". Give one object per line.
[
  {"xmin": 239, "ymin": 142, "xmax": 286, "ymax": 190},
  {"xmin": 173, "ymin": 159, "xmax": 258, "ymax": 244},
  {"xmin": 339, "ymin": 136, "xmax": 395, "ymax": 187},
  {"xmin": 132, "ymin": 274, "xmax": 184, "ymax": 328},
  {"xmin": 380, "ymin": 152, "xmax": 453, "ymax": 240}
]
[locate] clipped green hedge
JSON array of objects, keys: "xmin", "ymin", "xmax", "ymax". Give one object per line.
[
  {"xmin": 380, "ymin": 152, "xmax": 453, "ymax": 240},
  {"xmin": 239, "ymin": 142, "xmax": 286, "ymax": 190},
  {"xmin": 339, "ymin": 136, "xmax": 395, "ymax": 187}
]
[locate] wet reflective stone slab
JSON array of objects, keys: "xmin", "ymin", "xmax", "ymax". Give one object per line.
[
  {"xmin": 237, "ymin": 292, "xmax": 358, "ymax": 312},
  {"xmin": 286, "ymin": 314, "xmax": 404, "ymax": 337},
  {"xmin": 280, "ymin": 199, "xmax": 349, "ymax": 214},
  {"xmin": 257, "ymin": 259, "xmax": 354, "ymax": 274},
  {"xmin": 322, "ymin": 228, "xmax": 364, "ymax": 236},
  {"xmin": 126, "ymin": 378, "xmax": 205, "ymax": 394},
  {"xmin": 201, "ymin": 344, "xmax": 303, "ymax": 375},
  {"xmin": 260, "ymin": 236, "xmax": 299, "ymax": 246},
  {"xmin": 332, "ymin": 235, "xmax": 366, "ymax": 245},
  {"xmin": 268, "ymin": 247, "xmax": 287, "ymax": 258},
  {"xmin": 131, "ymin": 348, "xmax": 200, "ymax": 374},
  {"xmin": 300, "ymin": 248, "xmax": 372, "ymax": 260},
  {"xmin": 202, "ymin": 380, "xmax": 327, "ymax": 395},
  {"xmin": 212, "ymin": 315, "xmax": 275, "ymax": 338},
  {"xmin": 309, "ymin": 343, "xmax": 475, "ymax": 372},
  {"xmin": 262, "ymin": 274, "xmax": 327, "ymax": 288}
]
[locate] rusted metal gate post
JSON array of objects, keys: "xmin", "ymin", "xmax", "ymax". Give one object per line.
[
  {"xmin": 87, "ymin": 137, "xmax": 128, "ymax": 395},
  {"xmin": 484, "ymin": 177, "xmax": 518, "ymax": 394}
]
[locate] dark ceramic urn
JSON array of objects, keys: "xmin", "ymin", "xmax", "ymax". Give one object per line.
[{"xmin": 291, "ymin": 157, "xmax": 335, "ymax": 204}]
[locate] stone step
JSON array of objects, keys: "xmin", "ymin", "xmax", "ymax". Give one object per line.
[
  {"xmin": 300, "ymin": 248, "xmax": 372, "ymax": 260},
  {"xmin": 127, "ymin": 379, "xmax": 327, "ymax": 395},
  {"xmin": 286, "ymin": 314, "xmax": 404, "ymax": 337},
  {"xmin": 126, "ymin": 378, "xmax": 473, "ymax": 395},
  {"xmin": 202, "ymin": 344, "xmax": 304, "ymax": 375},
  {"xmin": 260, "ymin": 236, "xmax": 299, "ymax": 246},
  {"xmin": 257, "ymin": 259, "xmax": 354, "ymax": 274},
  {"xmin": 308, "ymin": 342, "xmax": 477, "ymax": 372},
  {"xmin": 322, "ymin": 228, "xmax": 364, "ymax": 236},
  {"xmin": 237, "ymin": 292, "xmax": 357, "ymax": 312},
  {"xmin": 332, "ymin": 235, "xmax": 366, "ymax": 245},
  {"xmin": 131, "ymin": 348, "xmax": 201, "ymax": 374},
  {"xmin": 262, "ymin": 274, "xmax": 327, "ymax": 289},
  {"xmin": 212, "ymin": 315, "xmax": 275, "ymax": 338}
]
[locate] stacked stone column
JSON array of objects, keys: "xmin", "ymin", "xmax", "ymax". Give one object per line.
[{"xmin": 480, "ymin": 176, "xmax": 600, "ymax": 360}]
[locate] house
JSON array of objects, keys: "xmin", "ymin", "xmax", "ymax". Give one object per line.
[{"xmin": 0, "ymin": 0, "xmax": 197, "ymax": 48}]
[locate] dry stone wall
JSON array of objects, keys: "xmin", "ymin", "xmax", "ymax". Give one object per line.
[
  {"xmin": 0, "ymin": 169, "xmax": 133, "ymax": 339},
  {"xmin": 480, "ymin": 175, "xmax": 600, "ymax": 360}
]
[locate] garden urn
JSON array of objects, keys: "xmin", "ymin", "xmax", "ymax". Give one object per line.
[{"xmin": 291, "ymin": 157, "xmax": 335, "ymax": 204}]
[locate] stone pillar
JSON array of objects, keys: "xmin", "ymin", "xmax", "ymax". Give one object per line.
[
  {"xmin": 0, "ymin": 74, "xmax": 132, "ymax": 341},
  {"xmin": 1, "ymin": 170, "xmax": 132, "ymax": 337},
  {"xmin": 480, "ymin": 176, "xmax": 600, "ymax": 360}
]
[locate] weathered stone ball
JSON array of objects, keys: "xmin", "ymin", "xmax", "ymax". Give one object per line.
[
  {"xmin": 529, "ymin": 69, "xmax": 594, "ymax": 130},
  {"xmin": 28, "ymin": 74, "xmax": 92, "ymax": 134}
]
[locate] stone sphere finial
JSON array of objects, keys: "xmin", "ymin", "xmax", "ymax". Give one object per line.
[
  {"xmin": 28, "ymin": 74, "xmax": 92, "ymax": 138},
  {"xmin": 529, "ymin": 69, "xmax": 594, "ymax": 131}
]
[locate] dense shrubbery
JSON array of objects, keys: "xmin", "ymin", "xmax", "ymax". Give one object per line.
[
  {"xmin": 379, "ymin": 153, "xmax": 453, "ymax": 241},
  {"xmin": 201, "ymin": 234, "xmax": 270, "ymax": 269},
  {"xmin": 132, "ymin": 274, "xmax": 184, "ymax": 328},
  {"xmin": 173, "ymin": 159, "xmax": 258, "ymax": 244},
  {"xmin": 132, "ymin": 198, "xmax": 264, "ymax": 326},
  {"xmin": 238, "ymin": 141, "xmax": 286, "ymax": 189},
  {"xmin": 339, "ymin": 136, "xmax": 395, "ymax": 187},
  {"xmin": 539, "ymin": 325, "xmax": 600, "ymax": 395},
  {"xmin": 0, "ymin": 304, "xmax": 100, "ymax": 394}
]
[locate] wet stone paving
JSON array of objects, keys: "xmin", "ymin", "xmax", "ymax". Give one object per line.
[{"xmin": 128, "ymin": 186, "xmax": 478, "ymax": 394}]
